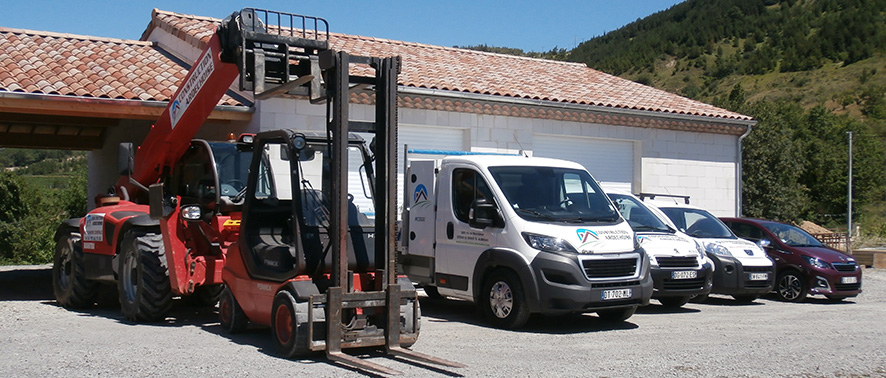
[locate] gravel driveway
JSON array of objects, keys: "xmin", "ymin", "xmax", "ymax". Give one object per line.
[{"xmin": 2, "ymin": 265, "xmax": 884, "ymax": 377}]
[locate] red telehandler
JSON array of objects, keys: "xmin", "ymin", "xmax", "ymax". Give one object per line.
[{"xmin": 52, "ymin": 8, "xmax": 461, "ymax": 374}]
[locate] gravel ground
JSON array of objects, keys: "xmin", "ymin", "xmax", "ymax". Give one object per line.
[{"xmin": 1, "ymin": 264, "xmax": 885, "ymax": 377}]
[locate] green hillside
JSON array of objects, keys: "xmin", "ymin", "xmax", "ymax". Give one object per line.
[{"xmin": 571, "ymin": 0, "xmax": 886, "ymax": 120}]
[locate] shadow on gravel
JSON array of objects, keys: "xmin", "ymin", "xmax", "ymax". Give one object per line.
[
  {"xmin": 693, "ymin": 296, "xmax": 767, "ymax": 307},
  {"xmin": 418, "ymin": 295, "xmax": 639, "ymax": 334},
  {"xmin": 758, "ymin": 292, "xmax": 857, "ymax": 305},
  {"xmin": 635, "ymin": 302, "xmax": 702, "ymax": 314}
]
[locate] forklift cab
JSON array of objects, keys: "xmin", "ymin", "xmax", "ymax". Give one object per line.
[{"xmin": 240, "ymin": 129, "xmax": 377, "ymax": 282}]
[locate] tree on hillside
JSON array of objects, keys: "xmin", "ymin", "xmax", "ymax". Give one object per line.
[{"xmin": 740, "ymin": 101, "xmax": 809, "ymax": 222}]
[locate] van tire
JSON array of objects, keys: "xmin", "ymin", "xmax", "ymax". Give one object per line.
[{"xmin": 480, "ymin": 269, "xmax": 530, "ymax": 329}]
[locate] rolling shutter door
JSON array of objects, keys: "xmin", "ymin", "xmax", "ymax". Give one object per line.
[{"xmin": 533, "ymin": 134, "xmax": 634, "ymax": 192}]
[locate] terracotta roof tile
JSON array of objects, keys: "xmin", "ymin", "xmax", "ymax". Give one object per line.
[
  {"xmin": 0, "ymin": 27, "xmax": 242, "ymax": 106},
  {"xmin": 141, "ymin": 9, "xmax": 749, "ymax": 121}
]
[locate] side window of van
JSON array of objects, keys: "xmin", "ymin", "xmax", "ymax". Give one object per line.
[{"xmin": 452, "ymin": 168, "xmax": 494, "ymax": 224}]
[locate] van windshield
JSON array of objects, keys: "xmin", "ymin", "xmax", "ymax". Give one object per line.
[
  {"xmin": 609, "ymin": 193, "xmax": 672, "ymax": 233},
  {"xmin": 488, "ymin": 166, "xmax": 621, "ymax": 224},
  {"xmin": 660, "ymin": 207, "xmax": 735, "ymax": 239}
]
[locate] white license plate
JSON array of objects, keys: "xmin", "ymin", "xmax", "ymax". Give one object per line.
[
  {"xmin": 672, "ymin": 270, "xmax": 697, "ymax": 280},
  {"xmin": 842, "ymin": 276, "xmax": 858, "ymax": 284},
  {"xmin": 602, "ymin": 288, "xmax": 632, "ymax": 300},
  {"xmin": 749, "ymin": 273, "xmax": 769, "ymax": 281}
]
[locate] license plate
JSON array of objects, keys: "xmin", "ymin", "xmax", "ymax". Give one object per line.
[
  {"xmin": 672, "ymin": 270, "xmax": 697, "ymax": 280},
  {"xmin": 602, "ymin": 288, "xmax": 632, "ymax": 300},
  {"xmin": 749, "ymin": 273, "xmax": 769, "ymax": 281},
  {"xmin": 842, "ymin": 276, "xmax": 858, "ymax": 284}
]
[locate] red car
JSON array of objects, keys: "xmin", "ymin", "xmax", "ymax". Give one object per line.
[{"xmin": 720, "ymin": 218, "xmax": 862, "ymax": 302}]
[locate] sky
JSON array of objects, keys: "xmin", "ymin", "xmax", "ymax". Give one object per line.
[{"xmin": 0, "ymin": 0, "xmax": 683, "ymax": 53}]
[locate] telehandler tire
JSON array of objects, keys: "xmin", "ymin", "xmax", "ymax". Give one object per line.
[
  {"xmin": 118, "ymin": 231, "xmax": 172, "ymax": 322},
  {"xmin": 190, "ymin": 284, "xmax": 224, "ymax": 307},
  {"xmin": 52, "ymin": 231, "xmax": 99, "ymax": 308}
]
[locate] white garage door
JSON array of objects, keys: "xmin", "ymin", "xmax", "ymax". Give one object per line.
[{"xmin": 533, "ymin": 134, "xmax": 635, "ymax": 192}]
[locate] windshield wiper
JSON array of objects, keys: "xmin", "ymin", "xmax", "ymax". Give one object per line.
[{"xmin": 514, "ymin": 208, "xmax": 559, "ymax": 221}]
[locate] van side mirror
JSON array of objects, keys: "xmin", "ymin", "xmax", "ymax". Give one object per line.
[
  {"xmin": 757, "ymin": 239, "xmax": 771, "ymax": 248},
  {"xmin": 118, "ymin": 143, "xmax": 134, "ymax": 176},
  {"xmin": 469, "ymin": 199, "xmax": 503, "ymax": 229}
]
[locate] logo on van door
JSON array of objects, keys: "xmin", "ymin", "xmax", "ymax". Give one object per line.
[{"xmin": 413, "ymin": 184, "xmax": 431, "ymax": 209}]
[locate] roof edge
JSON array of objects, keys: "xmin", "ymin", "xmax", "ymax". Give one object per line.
[
  {"xmin": 400, "ymin": 87, "xmax": 756, "ymax": 125},
  {"xmin": 0, "ymin": 26, "xmax": 154, "ymax": 46}
]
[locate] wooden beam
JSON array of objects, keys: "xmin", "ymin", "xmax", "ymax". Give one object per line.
[{"xmin": 0, "ymin": 96, "xmax": 252, "ymax": 122}]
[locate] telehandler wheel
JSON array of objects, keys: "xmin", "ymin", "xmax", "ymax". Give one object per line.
[
  {"xmin": 596, "ymin": 306, "xmax": 637, "ymax": 322},
  {"xmin": 271, "ymin": 290, "xmax": 311, "ymax": 358},
  {"xmin": 52, "ymin": 231, "xmax": 98, "ymax": 308},
  {"xmin": 480, "ymin": 269, "xmax": 530, "ymax": 329},
  {"xmin": 219, "ymin": 286, "xmax": 248, "ymax": 333},
  {"xmin": 190, "ymin": 284, "xmax": 225, "ymax": 307},
  {"xmin": 118, "ymin": 231, "xmax": 173, "ymax": 322}
]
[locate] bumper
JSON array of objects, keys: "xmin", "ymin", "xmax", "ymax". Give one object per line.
[
  {"xmin": 806, "ymin": 269, "xmax": 862, "ymax": 298},
  {"xmin": 530, "ymin": 251, "xmax": 653, "ymax": 316},
  {"xmin": 709, "ymin": 254, "xmax": 774, "ymax": 295},
  {"xmin": 650, "ymin": 262, "xmax": 713, "ymax": 298}
]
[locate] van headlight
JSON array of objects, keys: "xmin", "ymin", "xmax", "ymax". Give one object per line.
[
  {"xmin": 705, "ymin": 242, "xmax": 732, "ymax": 257},
  {"xmin": 522, "ymin": 232, "xmax": 577, "ymax": 253}
]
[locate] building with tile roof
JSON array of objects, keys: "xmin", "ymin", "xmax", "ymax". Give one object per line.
[{"xmin": 0, "ymin": 8, "xmax": 755, "ymax": 215}]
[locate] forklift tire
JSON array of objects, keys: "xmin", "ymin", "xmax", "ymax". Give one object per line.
[
  {"xmin": 52, "ymin": 231, "xmax": 99, "ymax": 308},
  {"xmin": 480, "ymin": 269, "xmax": 530, "ymax": 329},
  {"xmin": 118, "ymin": 231, "xmax": 173, "ymax": 322},
  {"xmin": 219, "ymin": 286, "xmax": 249, "ymax": 333},
  {"xmin": 399, "ymin": 298, "xmax": 422, "ymax": 348},
  {"xmin": 271, "ymin": 290, "xmax": 312, "ymax": 358}
]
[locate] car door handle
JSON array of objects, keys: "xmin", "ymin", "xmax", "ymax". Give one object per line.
[{"xmin": 447, "ymin": 222, "xmax": 454, "ymax": 239}]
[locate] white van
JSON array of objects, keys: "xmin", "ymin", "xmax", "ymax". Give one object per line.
[
  {"xmin": 640, "ymin": 195, "xmax": 775, "ymax": 302},
  {"xmin": 400, "ymin": 151, "xmax": 653, "ymax": 328},
  {"xmin": 606, "ymin": 191, "xmax": 712, "ymax": 307}
]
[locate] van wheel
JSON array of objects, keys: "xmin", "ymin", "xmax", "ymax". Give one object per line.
[
  {"xmin": 659, "ymin": 296, "xmax": 691, "ymax": 308},
  {"xmin": 422, "ymin": 285, "xmax": 443, "ymax": 300},
  {"xmin": 480, "ymin": 269, "xmax": 530, "ymax": 329},
  {"xmin": 776, "ymin": 271, "xmax": 807, "ymax": 302},
  {"xmin": 597, "ymin": 306, "xmax": 636, "ymax": 322}
]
